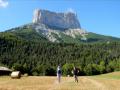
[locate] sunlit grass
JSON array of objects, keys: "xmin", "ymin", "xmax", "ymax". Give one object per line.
[
  {"xmin": 0, "ymin": 72, "xmax": 120, "ymax": 90},
  {"xmin": 92, "ymin": 71, "xmax": 120, "ymax": 79}
]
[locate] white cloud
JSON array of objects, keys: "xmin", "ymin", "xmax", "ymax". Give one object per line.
[{"xmin": 0, "ymin": 0, "xmax": 9, "ymax": 8}]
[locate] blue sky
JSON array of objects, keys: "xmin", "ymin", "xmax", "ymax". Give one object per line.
[{"xmin": 0, "ymin": 0, "xmax": 120, "ymax": 37}]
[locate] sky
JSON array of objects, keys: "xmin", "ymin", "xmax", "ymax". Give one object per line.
[{"xmin": 0, "ymin": 0, "xmax": 120, "ymax": 37}]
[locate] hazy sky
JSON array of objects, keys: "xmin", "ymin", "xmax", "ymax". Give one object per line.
[{"xmin": 0, "ymin": 0, "xmax": 120, "ymax": 37}]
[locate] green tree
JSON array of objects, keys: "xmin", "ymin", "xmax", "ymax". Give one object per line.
[
  {"xmin": 62, "ymin": 63, "xmax": 74, "ymax": 76},
  {"xmin": 84, "ymin": 64, "xmax": 92, "ymax": 75},
  {"xmin": 99, "ymin": 61, "xmax": 105, "ymax": 74}
]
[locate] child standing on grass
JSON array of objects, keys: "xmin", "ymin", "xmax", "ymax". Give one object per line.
[
  {"xmin": 57, "ymin": 65, "xmax": 61, "ymax": 83},
  {"xmin": 73, "ymin": 66, "xmax": 79, "ymax": 83}
]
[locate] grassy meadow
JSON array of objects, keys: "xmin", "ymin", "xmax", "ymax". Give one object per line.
[{"xmin": 0, "ymin": 72, "xmax": 120, "ymax": 90}]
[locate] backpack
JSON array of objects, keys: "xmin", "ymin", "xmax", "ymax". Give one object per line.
[{"xmin": 57, "ymin": 69, "xmax": 61, "ymax": 74}]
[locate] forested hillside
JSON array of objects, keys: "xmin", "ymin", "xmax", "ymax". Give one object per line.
[
  {"xmin": 0, "ymin": 32, "xmax": 120, "ymax": 76},
  {"xmin": 6, "ymin": 25, "xmax": 120, "ymax": 43}
]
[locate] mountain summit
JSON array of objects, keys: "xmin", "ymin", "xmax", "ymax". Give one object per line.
[
  {"xmin": 5, "ymin": 9, "xmax": 120, "ymax": 43},
  {"xmin": 32, "ymin": 9, "xmax": 81, "ymax": 29},
  {"xmin": 31, "ymin": 9, "xmax": 87, "ymax": 42}
]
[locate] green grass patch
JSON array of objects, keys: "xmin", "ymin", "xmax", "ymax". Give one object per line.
[{"xmin": 92, "ymin": 72, "xmax": 120, "ymax": 79}]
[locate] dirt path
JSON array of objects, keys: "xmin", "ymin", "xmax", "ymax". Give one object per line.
[
  {"xmin": 48, "ymin": 77, "xmax": 74, "ymax": 90},
  {"xmin": 48, "ymin": 77, "xmax": 109, "ymax": 90},
  {"xmin": 82, "ymin": 77, "xmax": 107, "ymax": 90}
]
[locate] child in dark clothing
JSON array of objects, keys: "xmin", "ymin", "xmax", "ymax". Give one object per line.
[{"xmin": 73, "ymin": 67, "xmax": 79, "ymax": 83}]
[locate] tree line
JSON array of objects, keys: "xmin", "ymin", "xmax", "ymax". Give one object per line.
[{"xmin": 0, "ymin": 34, "xmax": 120, "ymax": 76}]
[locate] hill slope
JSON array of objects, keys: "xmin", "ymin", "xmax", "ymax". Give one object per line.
[
  {"xmin": 0, "ymin": 31, "xmax": 120, "ymax": 75},
  {"xmin": 4, "ymin": 24, "xmax": 120, "ymax": 43}
]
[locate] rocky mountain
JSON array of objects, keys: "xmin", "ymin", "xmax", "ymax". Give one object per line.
[
  {"xmin": 3, "ymin": 9, "xmax": 120, "ymax": 43},
  {"xmin": 32, "ymin": 9, "xmax": 81, "ymax": 29},
  {"xmin": 31, "ymin": 9, "xmax": 89, "ymax": 43}
]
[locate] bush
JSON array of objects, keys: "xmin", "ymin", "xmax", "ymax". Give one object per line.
[
  {"xmin": 84, "ymin": 64, "xmax": 92, "ymax": 75},
  {"xmin": 32, "ymin": 71, "xmax": 39, "ymax": 76},
  {"xmin": 45, "ymin": 67, "xmax": 56, "ymax": 76},
  {"xmin": 62, "ymin": 63, "xmax": 74, "ymax": 76}
]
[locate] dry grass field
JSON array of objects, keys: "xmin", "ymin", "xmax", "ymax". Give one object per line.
[{"xmin": 0, "ymin": 72, "xmax": 120, "ymax": 90}]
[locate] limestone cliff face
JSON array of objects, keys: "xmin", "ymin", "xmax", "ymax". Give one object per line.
[
  {"xmin": 32, "ymin": 9, "xmax": 81, "ymax": 29},
  {"xmin": 33, "ymin": 9, "xmax": 41, "ymax": 23}
]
